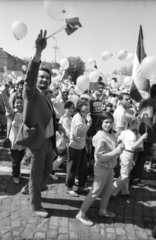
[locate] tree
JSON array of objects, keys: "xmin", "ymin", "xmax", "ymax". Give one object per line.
[
  {"xmin": 112, "ymin": 65, "xmax": 133, "ymax": 76},
  {"xmin": 64, "ymin": 57, "xmax": 85, "ymax": 84}
]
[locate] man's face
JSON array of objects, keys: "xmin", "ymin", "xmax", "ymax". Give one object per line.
[
  {"xmin": 122, "ymin": 94, "xmax": 130, "ymax": 108},
  {"xmin": 95, "ymin": 83, "xmax": 104, "ymax": 94},
  {"xmin": 18, "ymin": 84, "xmax": 23, "ymax": 93},
  {"xmin": 37, "ymin": 70, "xmax": 51, "ymax": 90}
]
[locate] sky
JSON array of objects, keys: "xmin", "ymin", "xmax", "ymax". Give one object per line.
[{"xmin": 1, "ymin": 0, "xmax": 156, "ymax": 76}]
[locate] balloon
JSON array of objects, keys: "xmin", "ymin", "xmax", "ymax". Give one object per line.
[
  {"xmin": 68, "ymin": 94, "xmax": 80, "ymax": 108},
  {"xmin": 76, "ymin": 75, "xmax": 89, "ymax": 91},
  {"xmin": 11, "ymin": 71, "xmax": 15, "ymax": 76},
  {"xmin": 60, "ymin": 58, "xmax": 69, "ymax": 70},
  {"xmin": 124, "ymin": 76, "xmax": 132, "ymax": 86},
  {"xmin": 22, "ymin": 65, "xmax": 27, "ymax": 71},
  {"xmin": 140, "ymin": 56, "xmax": 156, "ymax": 79},
  {"xmin": 88, "ymin": 58, "xmax": 96, "ymax": 66},
  {"xmin": 117, "ymin": 50, "xmax": 128, "ymax": 61},
  {"xmin": 101, "ymin": 51, "xmax": 113, "ymax": 61},
  {"xmin": 75, "ymin": 85, "xmax": 83, "ymax": 95},
  {"xmin": 137, "ymin": 77, "xmax": 150, "ymax": 100},
  {"xmin": 126, "ymin": 53, "xmax": 134, "ymax": 62},
  {"xmin": 52, "ymin": 76, "xmax": 60, "ymax": 84},
  {"xmin": 11, "ymin": 21, "xmax": 27, "ymax": 40},
  {"xmin": 89, "ymin": 71, "xmax": 100, "ymax": 82},
  {"xmin": 44, "ymin": 0, "xmax": 74, "ymax": 21}
]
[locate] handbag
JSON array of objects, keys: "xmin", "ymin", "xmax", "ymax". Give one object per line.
[{"xmin": 2, "ymin": 112, "xmax": 15, "ymax": 149}]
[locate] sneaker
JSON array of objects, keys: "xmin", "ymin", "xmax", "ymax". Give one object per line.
[
  {"xmin": 21, "ymin": 185, "xmax": 29, "ymax": 195},
  {"xmin": 77, "ymin": 186, "xmax": 90, "ymax": 193},
  {"xmin": 50, "ymin": 173, "xmax": 58, "ymax": 180},
  {"xmin": 76, "ymin": 213, "xmax": 93, "ymax": 226},
  {"xmin": 13, "ymin": 177, "xmax": 20, "ymax": 184},
  {"xmin": 32, "ymin": 207, "xmax": 49, "ymax": 218},
  {"xmin": 65, "ymin": 188, "xmax": 79, "ymax": 197},
  {"xmin": 98, "ymin": 210, "xmax": 116, "ymax": 218}
]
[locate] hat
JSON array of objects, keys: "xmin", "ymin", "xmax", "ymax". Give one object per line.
[
  {"xmin": 80, "ymin": 94, "xmax": 90, "ymax": 100},
  {"xmin": 124, "ymin": 109, "xmax": 136, "ymax": 123}
]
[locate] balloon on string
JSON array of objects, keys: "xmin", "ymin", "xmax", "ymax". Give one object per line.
[
  {"xmin": 101, "ymin": 51, "xmax": 113, "ymax": 61},
  {"xmin": 75, "ymin": 85, "xmax": 83, "ymax": 95},
  {"xmin": 140, "ymin": 56, "xmax": 156, "ymax": 79},
  {"xmin": 44, "ymin": 0, "xmax": 74, "ymax": 21},
  {"xmin": 126, "ymin": 53, "xmax": 134, "ymax": 62},
  {"xmin": 22, "ymin": 65, "xmax": 27, "ymax": 72},
  {"xmin": 60, "ymin": 58, "xmax": 69, "ymax": 70},
  {"xmin": 68, "ymin": 94, "xmax": 80, "ymax": 108},
  {"xmin": 76, "ymin": 75, "xmax": 89, "ymax": 91},
  {"xmin": 117, "ymin": 50, "xmax": 128, "ymax": 60},
  {"xmin": 11, "ymin": 21, "xmax": 27, "ymax": 40},
  {"xmin": 89, "ymin": 71, "xmax": 100, "ymax": 82},
  {"xmin": 88, "ymin": 58, "xmax": 96, "ymax": 67}
]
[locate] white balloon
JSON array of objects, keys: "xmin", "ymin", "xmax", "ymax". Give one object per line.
[
  {"xmin": 76, "ymin": 75, "xmax": 89, "ymax": 91},
  {"xmin": 124, "ymin": 76, "xmax": 132, "ymax": 86},
  {"xmin": 126, "ymin": 53, "xmax": 134, "ymax": 62},
  {"xmin": 75, "ymin": 85, "xmax": 83, "ymax": 95},
  {"xmin": 22, "ymin": 65, "xmax": 27, "ymax": 71},
  {"xmin": 11, "ymin": 21, "xmax": 27, "ymax": 40},
  {"xmin": 60, "ymin": 58, "xmax": 69, "ymax": 70},
  {"xmin": 89, "ymin": 71, "xmax": 100, "ymax": 82},
  {"xmin": 140, "ymin": 56, "xmax": 156, "ymax": 79},
  {"xmin": 44, "ymin": 0, "xmax": 74, "ymax": 21},
  {"xmin": 68, "ymin": 94, "xmax": 80, "ymax": 108},
  {"xmin": 88, "ymin": 58, "xmax": 96, "ymax": 66},
  {"xmin": 117, "ymin": 50, "xmax": 128, "ymax": 61},
  {"xmin": 101, "ymin": 51, "xmax": 113, "ymax": 61}
]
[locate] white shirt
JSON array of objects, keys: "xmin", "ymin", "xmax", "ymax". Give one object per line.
[
  {"xmin": 113, "ymin": 105, "xmax": 126, "ymax": 131},
  {"xmin": 118, "ymin": 129, "xmax": 136, "ymax": 151}
]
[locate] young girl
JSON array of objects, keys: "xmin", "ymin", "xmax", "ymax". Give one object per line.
[
  {"xmin": 111, "ymin": 111, "xmax": 148, "ymax": 198},
  {"xmin": 76, "ymin": 112, "xmax": 123, "ymax": 226},
  {"xmin": 2, "ymin": 86, "xmax": 25, "ymax": 184},
  {"xmin": 65, "ymin": 97, "xmax": 92, "ymax": 197},
  {"xmin": 51, "ymin": 101, "xmax": 74, "ymax": 179}
]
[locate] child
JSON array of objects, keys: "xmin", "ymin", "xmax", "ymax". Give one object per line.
[
  {"xmin": 111, "ymin": 110, "xmax": 148, "ymax": 198},
  {"xmin": 2, "ymin": 85, "xmax": 25, "ymax": 184},
  {"xmin": 76, "ymin": 112, "xmax": 124, "ymax": 226}
]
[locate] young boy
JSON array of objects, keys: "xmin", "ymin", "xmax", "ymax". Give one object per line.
[{"xmin": 111, "ymin": 109, "xmax": 148, "ymax": 198}]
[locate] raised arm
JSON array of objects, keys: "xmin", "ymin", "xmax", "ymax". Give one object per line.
[
  {"xmin": 1, "ymin": 87, "xmax": 14, "ymax": 116},
  {"xmin": 24, "ymin": 30, "xmax": 47, "ymax": 100}
]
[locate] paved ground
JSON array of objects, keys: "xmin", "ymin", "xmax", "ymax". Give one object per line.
[{"xmin": 0, "ymin": 136, "xmax": 156, "ymax": 240}]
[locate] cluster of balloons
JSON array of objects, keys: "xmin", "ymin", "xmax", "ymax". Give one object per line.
[{"xmin": 12, "ymin": 21, "xmax": 27, "ymax": 40}]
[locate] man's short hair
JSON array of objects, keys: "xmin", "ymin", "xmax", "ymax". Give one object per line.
[{"xmin": 39, "ymin": 67, "xmax": 52, "ymax": 84}]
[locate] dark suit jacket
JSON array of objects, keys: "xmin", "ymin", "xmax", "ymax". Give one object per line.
[{"xmin": 16, "ymin": 60, "xmax": 59, "ymax": 150}]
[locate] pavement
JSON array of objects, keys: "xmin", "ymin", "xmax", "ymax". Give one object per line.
[{"xmin": 0, "ymin": 135, "xmax": 156, "ymax": 240}]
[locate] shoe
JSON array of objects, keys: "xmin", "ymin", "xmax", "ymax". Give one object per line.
[
  {"xmin": 50, "ymin": 173, "xmax": 58, "ymax": 180},
  {"xmin": 130, "ymin": 180, "xmax": 146, "ymax": 187},
  {"xmin": 77, "ymin": 186, "xmax": 90, "ymax": 193},
  {"xmin": 41, "ymin": 185, "xmax": 48, "ymax": 192},
  {"xmin": 98, "ymin": 210, "xmax": 116, "ymax": 218},
  {"xmin": 65, "ymin": 188, "xmax": 79, "ymax": 197},
  {"xmin": 32, "ymin": 207, "xmax": 49, "ymax": 218},
  {"xmin": 121, "ymin": 194, "xmax": 134, "ymax": 199},
  {"xmin": 21, "ymin": 185, "xmax": 48, "ymax": 195},
  {"xmin": 110, "ymin": 195, "xmax": 118, "ymax": 201},
  {"xmin": 21, "ymin": 185, "xmax": 29, "ymax": 194},
  {"xmin": 13, "ymin": 177, "xmax": 20, "ymax": 184},
  {"xmin": 76, "ymin": 213, "xmax": 93, "ymax": 226}
]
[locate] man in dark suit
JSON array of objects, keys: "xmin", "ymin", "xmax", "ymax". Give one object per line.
[{"xmin": 16, "ymin": 30, "xmax": 65, "ymax": 217}]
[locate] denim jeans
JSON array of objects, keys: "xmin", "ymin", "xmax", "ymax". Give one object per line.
[
  {"xmin": 11, "ymin": 149, "xmax": 25, "ymax": 177},
  {"xmin": 65, "ymin": 146, "xmax": 88, "ymax": 189}
]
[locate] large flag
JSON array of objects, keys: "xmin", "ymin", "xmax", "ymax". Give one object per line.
[{"xmin": 130, "ymin": 25, "xmax": 150, "ymax": 102}]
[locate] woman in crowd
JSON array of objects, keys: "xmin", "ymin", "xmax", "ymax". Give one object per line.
[
  {"xmin": 76, "ymin": 112, "xmax": 124, "ymax": 226},
  {"xmin": 65, "ymin": 95, "xmax": 92, "ymax": 197},
  {"xmin": 2, "ymin": 85, "xmax": 25, "ymax": 184}
]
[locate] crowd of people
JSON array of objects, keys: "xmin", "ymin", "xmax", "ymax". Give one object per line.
[{"xmin": 0, "ymin": 30, "xmax": 156, "ymax": 231}]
